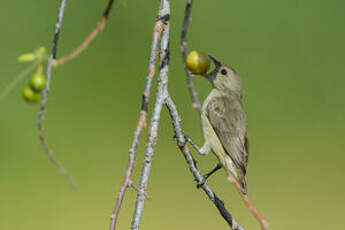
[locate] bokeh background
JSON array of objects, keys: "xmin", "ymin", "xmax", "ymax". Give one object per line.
[{"xmin": 1, "ymin": 0, "xmax": 345, "ymax": 229}]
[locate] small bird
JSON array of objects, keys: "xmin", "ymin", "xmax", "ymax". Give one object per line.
[{"xmin": 185, "ymin": 52, "xmax": 249, "ymax": 194}]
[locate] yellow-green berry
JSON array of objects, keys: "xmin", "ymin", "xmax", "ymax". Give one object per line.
[
  {"xmin": 186, "ymin": 50, "xmax": 210, "ymax": 74},
  {"xmin": 23, "ymin": 85, "xmax": 41, "ymax": 103},
  {"xmin": 30, "ymin": 74, "xmax": 45, "ymax": 92}
]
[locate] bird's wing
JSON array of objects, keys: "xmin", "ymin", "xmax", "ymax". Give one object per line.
[{"xmin": 206, "ymin": 95, "xmax": 249, "ymax": 175}]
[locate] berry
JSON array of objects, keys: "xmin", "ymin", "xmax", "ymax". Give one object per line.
[
  {"xmin": 30, "ymin": 74, "xmax": 45, "ymax": 92},
  {"xmin": 186, "ymin": 50, "xmax": 210, "ymax": 74},
  {"xmin": 23, "ymin": 85, "xmax": 41, "ymax": 103}
]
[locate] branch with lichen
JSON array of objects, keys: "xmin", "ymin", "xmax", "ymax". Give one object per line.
[{"xmin": 108, "ymin": 1, "xmax": 169, "ymax": 229}]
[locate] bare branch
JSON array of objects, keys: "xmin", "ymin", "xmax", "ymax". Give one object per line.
[
  {"xmin": 108, "ymin": 1, "xmax": 169, "ymax": 229},
  {"xmin": 108, "ymin": 111, "xmax": 146, "ymax": 230},
  {"xmin": 53, "ymin": 0, "xmax": 115, "ymax": 67},
  {"xmin": 37, "ymin": 0, "xmax": 75, "ymax": 188},
  {"xmin": 165, "ymin": 95, "xmax": 244, "ymax": 230},
  {"xmin": 180, "ymin": 0, "xmax": 201, "ymax": 112},
  {"xmin": 227, "ymin": 172, "xmax": 269, "ymax": 230},
  {"xmin": 131, "ymin": 1, "xmax": 170, "ymax": 229}
]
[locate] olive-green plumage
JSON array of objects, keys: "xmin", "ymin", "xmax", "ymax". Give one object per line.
[{"xmin": 199, "ymin": 57, "xmax": 248, "ymax": 194}]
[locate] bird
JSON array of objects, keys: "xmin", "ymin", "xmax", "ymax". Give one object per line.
[{"xmin": 185, "ymin": 52, "xmax": 249, "ymax": 194}]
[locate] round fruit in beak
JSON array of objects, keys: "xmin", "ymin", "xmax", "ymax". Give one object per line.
[{"xmin": 186, "ymin": 50, "xmax": 210, "ymax": 74}]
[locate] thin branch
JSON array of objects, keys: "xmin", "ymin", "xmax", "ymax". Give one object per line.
[
  {"xmin": 53, "ymin": 0, "xmax": 115, "ymax": 67},
  {"xmin": 108, "ymin": 1, "xmax": 169, "ymax": 229},
  {"xmin": 165, "ymin": 95, "xmax": 244, "ymax": 230},
  {"xmin": 227, "ymin": 172, "xmax": 269, "ymax": 230},
  {"xmin": 180, "ymin": 0, "xmax": 201, "ymax": 112},
  {"xmin": 37, "ymin": 0, "xmax": 75, "ymax": 188},
  {"xmin": 131, "ymin": 1, "xmax": 170, "ymax": 229},
  {"xmin": 108, "ymin": 111, "xmax": 146, "ymax": 230}
]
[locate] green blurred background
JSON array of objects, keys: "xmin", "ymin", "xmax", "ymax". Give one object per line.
[{"xmin": 1, "ymin": 0, "xmax": 345, "ymax": 229}]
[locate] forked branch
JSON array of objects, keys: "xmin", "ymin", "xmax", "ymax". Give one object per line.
[{"xmin": 53, "ymin": 0, "xmax": 115, "ymax": 67}]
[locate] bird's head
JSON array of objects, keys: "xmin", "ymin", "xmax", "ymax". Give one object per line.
[{"xmin": 203, "ymin": 55, "xmax": 243, "ymax": 97}]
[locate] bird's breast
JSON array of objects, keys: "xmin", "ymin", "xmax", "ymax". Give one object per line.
[{"xmin": 200, "ymin": 110, "xmax": 239, "ymax": 179}]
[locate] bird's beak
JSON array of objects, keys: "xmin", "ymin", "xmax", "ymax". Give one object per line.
[{"xmin": 202, "ymin": 55, "xmax": 221, "ymax": 81}]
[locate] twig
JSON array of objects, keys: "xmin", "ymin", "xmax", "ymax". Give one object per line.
[
  {"xmin": 108, "ymin": 111, "xmax": 146, "ymax": 230},
  {"xmin": 227, "ymin": 172, "xmax": 269, "ymax": 230},
  {"xmin": 53, "ymin": 0, "xmax": 115, "ymax": 67},
  {"xmin": 131, "ymin": 1, "xmax": 170, "ymax": 229},
  {"xmin": 165, "ymin": 95, "xmax": 244, "ymax": 230},
  {"xmin": 180, "ymin": 0, "xmax": 201, "ymax": 112},
  {"xmin": 37, "ymin": 0, "xmax": 76, "ymax": 188},
  {"xmin": 108, "ymin": 1, "xmax": 169, "ymax": 229}
]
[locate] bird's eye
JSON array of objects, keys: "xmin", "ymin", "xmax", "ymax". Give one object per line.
[{"xmin": 221, "ymin": 69, "xmax": 227, "ymax": 75}]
